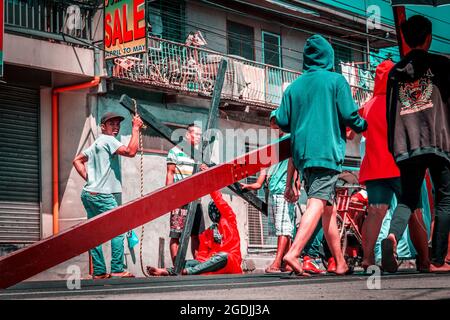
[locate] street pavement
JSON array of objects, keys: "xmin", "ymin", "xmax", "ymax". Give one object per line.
[{"xmin": 1, "ymin": 270, "xmax": 449, "ymax": 300}]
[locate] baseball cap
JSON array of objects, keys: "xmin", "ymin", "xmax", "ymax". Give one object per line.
[{"xmin": 101, "ymin": 112, "xmax": 125, "ymax": 124}]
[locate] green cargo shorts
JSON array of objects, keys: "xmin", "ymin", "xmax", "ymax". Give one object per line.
[{"xmin": 303, "ymin": 167, "xmax": 339, "ymax": 205}]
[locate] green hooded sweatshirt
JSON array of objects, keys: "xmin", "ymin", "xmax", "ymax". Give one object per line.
[{"xmin": 271, "ymin": 34, "xmax": 367, "ymax": 173}]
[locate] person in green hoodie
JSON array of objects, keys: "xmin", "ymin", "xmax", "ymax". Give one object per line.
[{"xmin": 271, "ymin": 34, "xmax": 367, "ymax": 276}]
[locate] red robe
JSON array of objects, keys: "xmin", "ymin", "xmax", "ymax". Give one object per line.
[{"xmin": 195, "ymin": 191, "xmax": 242, "ymax": 275}]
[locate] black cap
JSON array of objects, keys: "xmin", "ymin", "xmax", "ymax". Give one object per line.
[{"xmin": 101, "ymin": 112, "xmax": 125, "ymax": 124}]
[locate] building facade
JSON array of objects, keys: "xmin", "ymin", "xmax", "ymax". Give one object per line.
[{"xmin": 0, "ymin": 0, "xmax": 395, "ymax": 278}]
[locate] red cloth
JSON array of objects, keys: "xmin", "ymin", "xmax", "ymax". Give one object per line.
[
  {"xmin": 359, "ymin": 60, "xmax": 400, "ymax": 184},
  {"xmin": 196, "ymin": 191, "xmax": 242, "ymax": 275}
]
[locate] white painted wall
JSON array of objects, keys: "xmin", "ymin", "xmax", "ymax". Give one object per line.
[{"xmin": 4, "ymin": 33, "xmax": 95, "ymax": 76}]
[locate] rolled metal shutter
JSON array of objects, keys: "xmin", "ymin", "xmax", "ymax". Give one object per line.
[{"xmin": 0, "ymin": 83, "xmax": 40, "ymax": 243}]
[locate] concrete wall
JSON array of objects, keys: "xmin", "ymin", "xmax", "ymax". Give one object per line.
[
  {"xmin": 51, "ymin": 89, "xmax": 274, "ymax": 277},
  {"xmin": 186, "ymin": 2, "xmax": 338, "ymax": 73},
  {"xmin": 4, "ymin": 33, "xmax": 95, "ymax": 77}
]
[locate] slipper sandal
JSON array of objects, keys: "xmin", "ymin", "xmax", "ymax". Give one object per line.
[{"xmin": 381, "ymin": 238, "xmax": 398, "ymax": 273}]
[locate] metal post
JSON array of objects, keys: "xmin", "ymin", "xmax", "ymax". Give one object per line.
[{"xmin": 173, "ymin": 59, "xmax": 228, "ymax": 274}]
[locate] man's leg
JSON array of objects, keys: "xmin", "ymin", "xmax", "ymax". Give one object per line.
[
  {"xmin": 429, "ymin": 157, "xmax": 450, "ymax": 271},
  {"xmin": 283, "ymin": 198, "xmax": 324, "ymax": 274},
  {"xmin": 184, "ymin": 252, "xmax": 229, "ymax": 275},
  {"xmin": 362, "ymin": 205, "xmax": 388, "ymax": 269},
  {"xmin": 190, "ymin": 235, "xmax": 199, "ymax": 259},
  {"xmin": 169, "ymin": 207, "xmax": 187, "ymax": 264},
  {"xmin": 190, "ymin": 203, "xmax": 205, "ymax": 258},
  {"xmin": 170, "ymin": 238, "xmax": 179, "ymax": 264},
  {"xmin": 80, "ymin": 191, "xmax": 111, "ymax": 277},
  {"xmin": 322, "ymin": 204, "xmax": 348, "ymax": 274},
  {"xmin": 408, "ymin": 209, "xmax": 430, "ymax": 271},
  {"xmin": 111, "ymin": 233, "xmax": 126, "ymax": 274},
  {"xmin": 108, "ymin": 193, "xmax": 128, "ymax": 275},
  {"xmin": 382, "ymin": 158, "xmax": 426, "ymax": 273},
  {"xmin": 284, "ymin": 168, "xmax": 339, "ymax": 275},
  {"xmin": 267, "ymin": 194, "xmax": 296, "ymax": 272},
  {"xmin": 446, "ymin": 235, "xmax": 450, "ymax": 263},
  {"xmin": 361, "ymin": 179, "xmax": 397, "ymax": 269}
]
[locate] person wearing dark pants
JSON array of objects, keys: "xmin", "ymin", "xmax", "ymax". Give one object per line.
[
  {"xmin": 382, "ymin": 15, "xmax": 450, "ymax": 273},
  {"xmin": 384, "ymin": 155, "xmax": 450, "ymax": 271}
]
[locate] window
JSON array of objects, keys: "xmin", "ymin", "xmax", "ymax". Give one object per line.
[
  {"xmin": 262, "ymin": 31, "xmax": 283, "ymax": 104},
  {"xmin": 148, "ymin": 0, "xmax": 185, "ymax": 43},
  {"xmin": 227, "ymin": 21, "xmax": 255, "ymax": 61},
  {"xmin": 262, "ymin": 31, "xmax": 281, "ymax": 67},
  {"xmin": 332, "ymin": 42, "xmax": 353, "ymax": 73}
]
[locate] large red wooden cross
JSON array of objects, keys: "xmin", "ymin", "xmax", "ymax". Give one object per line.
[{"xmin": 0, "ymin": 138, "xmax": 291, "ymax": 289}]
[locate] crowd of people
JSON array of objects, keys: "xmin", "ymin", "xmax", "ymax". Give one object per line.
[{"xmin": 73, "ymin": 15, "xmax": 450, "ymax": 279}]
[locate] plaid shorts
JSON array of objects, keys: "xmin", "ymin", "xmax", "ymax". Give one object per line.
[
  {"xmin": 169, "ymin": 203, "xmax": 205, "ymax": 238},
  {"xmin": 269, "ymin": 194, "xmax": 297, "ymax": 237}
]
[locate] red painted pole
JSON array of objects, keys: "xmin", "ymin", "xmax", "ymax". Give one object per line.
[
  {"xmin": 392, "ymin": 6, "xmax": 410, "ymax": 58},
  {"xmin": 0, "ymin": 138, "xmax": 291, "ymax": 289}
]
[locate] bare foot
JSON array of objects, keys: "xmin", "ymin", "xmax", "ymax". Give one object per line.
[
  {"xmin": 430, "ymin": 263, "xmax": 450, "ymax": 272},
  {"xmin": 283, "ymin": 253, "xmax": 304, "ymax": 275},
  {"xmin": 265, "ymin": 263, "xmax": 282, "ymax": 273},
  {"xmin": 333, "ymin": 263, "xmax": 349, "ymax": 275},
  {"xmin": 361, "ymin": 259, "xmax": 375, "ymax": 271},
  {"xmin": 146, "ymin": 266, "xmax": 170, "ymax": 276},
  {"xmin": 283, "ymin": 264, "xmax": 294, "ymax": 272}
]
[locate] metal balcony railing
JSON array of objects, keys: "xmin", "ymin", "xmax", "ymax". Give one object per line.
[
  {"xmin": 4, "ymin": 0, "xmax": 94, "ymax": 42},
  {"xmin": 110, "ymin": 36, "xmax": 299, "ymax": 108},
  {"xmin": 110, "ymin": 36, "xmax": 373, "ymax": 109}
]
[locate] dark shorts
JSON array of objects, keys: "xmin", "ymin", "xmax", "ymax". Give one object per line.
[
  {"xmin": 365, "ymin": 177, "xmax": 422, "ymax": 208},
  {"xmin": 365, "ymin": 178, "xmax": 401, "ymax": 205},
  {"xmin": 169, "ymin": 203, "xmax": 205, "ymax": 238},
  {"xmin": 303, "ymin": 167, "xmax": 340, "ymax": 205}
]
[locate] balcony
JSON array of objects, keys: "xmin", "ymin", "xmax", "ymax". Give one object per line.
[
  {"xmin": 108, "ymin": 36, "xmax": 372, "ymax": 109},
  {"xmin": 4, "ymin": 0, "xmax": 94, "ymax": 44}
]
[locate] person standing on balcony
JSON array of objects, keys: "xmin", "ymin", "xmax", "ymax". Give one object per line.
[
  {"xmin": 73, "ymin": 112, "xmax": 143, "ymax": 279},
  {"xmin": 166, "ymin": 123, "xmax": 207, "ymax": 264},
  {"xmin": 271, "ymin": 34, "xmax": 368, "ymax": 276},
  {"xmin": 355, "ymin": 59, "xmax": 430, "ymax": 272},
  {"xmin": 381, "ymin": 15, "xmax": 450, "ymax": 273}
]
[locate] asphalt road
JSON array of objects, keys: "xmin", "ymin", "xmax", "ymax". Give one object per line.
[{"xmin": 1, "ymin": 270, "xmax": 449, "ymax": 300}]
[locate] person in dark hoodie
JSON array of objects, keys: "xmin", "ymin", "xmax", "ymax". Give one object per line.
[
  {"xmin": 382, "ymin": 15, "xmax": 450, "ymax": 273},
  {"xmin": 271, "ymin": 34, "xmax": 367, "ymax": 276},
  {"xmin": 358, "ymin": 60, "xmax": 430, "ymax": 272}
]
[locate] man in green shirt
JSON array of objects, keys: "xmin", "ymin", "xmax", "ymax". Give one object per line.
[{"xmin": 73, "ymin": 112, "xmax": 143, "ymax": 279}]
